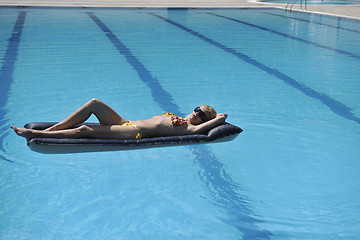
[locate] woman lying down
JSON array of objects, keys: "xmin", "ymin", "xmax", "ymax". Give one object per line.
[{"xmin": 11, "ymin": 98, "xmax": 228, "ymax": 141}]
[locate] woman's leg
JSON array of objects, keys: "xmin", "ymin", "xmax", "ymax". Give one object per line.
[
  {"xmin": 11, "ymin": 125, "xmax": 87, "ymax": 140},
  {"xmin": 46, "ymin": 98, "xmax": 126, "ymax": 131},
  {"xmin": 11, "ymin": 124, "xmax": 137, "ymax": 140}
]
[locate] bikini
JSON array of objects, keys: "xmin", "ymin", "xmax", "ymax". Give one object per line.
[
  {"xmin": 163, "ymin": 112, "xmax": 187, "ymax": 132},
  {"xmin": 122, "ymin": 113, "xmax": 187, "ymax": 140},
  {"xmin": 121, "ymin": 121, "xmax": 142, "ymax": 139}
]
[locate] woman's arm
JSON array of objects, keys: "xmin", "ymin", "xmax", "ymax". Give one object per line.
[{"xmin": 188, "ymin": 113, "xmax": 228, "ymax": 134}]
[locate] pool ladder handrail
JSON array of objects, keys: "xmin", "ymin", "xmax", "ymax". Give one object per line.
[{"xmin": 286, "ymin": 0, "xmax": 307, "ymax": 11}]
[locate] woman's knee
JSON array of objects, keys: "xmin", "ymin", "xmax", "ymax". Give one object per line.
[
  {"xmin": 85, "ymin": 98, "xmax": 105, "ymax": 111},
  {"xmin": 87, "ymin": 98, "xmax": 102, "ymax": 106}
]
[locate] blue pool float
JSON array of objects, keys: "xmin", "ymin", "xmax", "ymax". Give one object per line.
[{"xmin": 25, "ymin": 122, "xmax": 243, "ymax": 154}]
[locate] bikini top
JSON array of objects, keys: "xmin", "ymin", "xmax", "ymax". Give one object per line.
[{"xmin": 163, "ymin": 112, "xmax": 187, "ymax": 127}]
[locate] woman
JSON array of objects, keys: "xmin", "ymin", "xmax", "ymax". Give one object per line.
[{"xmin": 11, "ymin": 98, "xmax": 228, "ymax": 140}]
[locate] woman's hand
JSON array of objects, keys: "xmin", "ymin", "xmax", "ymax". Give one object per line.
[{"xmin": 216, "ymin": 113, "xmax": 228, "ymax": 124}]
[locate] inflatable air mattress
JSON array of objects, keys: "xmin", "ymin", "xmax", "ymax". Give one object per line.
[{"xmin": 25, "ymin": 122, "xmax": 242, "ymax": 154}]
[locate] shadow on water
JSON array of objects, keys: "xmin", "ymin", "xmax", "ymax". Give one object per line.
[
  {"xmin": 0, "ymin": 129, "xmax": 14, "ymax": 163},
  {"xmin": 191, "ymin": 145, "xmax": 272, "ymax": 239}
]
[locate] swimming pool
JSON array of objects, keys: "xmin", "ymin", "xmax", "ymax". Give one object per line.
[{"xmin": 1, "ymin": 6, "xmax": 359, "ymax": 239}]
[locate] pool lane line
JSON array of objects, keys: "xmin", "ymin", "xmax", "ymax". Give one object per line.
[
  {"xmin": 0, "ymin": 11, "xmax": 27, "ymax": 163},
  {"xmin": 207, "ymin": 12, "xmax": 360, "ymax": 60},
  {"xmin": 149, "ymin": 12, "xmax": 360, "ymax": 125},
  {"xmin": 0, "ymin": 11, "xmax": 26, "ymax": 99},
  {"xmin": 262, "ymin": 12, "xmax": 360, "ymax": 34},
  {"xmin": 87, "ymin": 12, "xmax": 181, "ymax": 116},
  {"xmin": 87, "ymin": 11, "xmax": 272, "ymax": 239}
]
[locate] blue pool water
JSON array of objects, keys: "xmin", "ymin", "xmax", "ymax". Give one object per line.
[{"xmin": 1, "ymin": 7, "xmax": 360, "ymax": 239}]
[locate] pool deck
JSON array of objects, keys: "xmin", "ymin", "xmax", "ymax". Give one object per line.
[{"xmin": 0, "ymin": 0, "xmax": 359, "ymax": 19}]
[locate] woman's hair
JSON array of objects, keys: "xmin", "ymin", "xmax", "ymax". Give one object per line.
[{"xmin": 201, "ymin": 105, "xmax": 217, "ymax": 120}]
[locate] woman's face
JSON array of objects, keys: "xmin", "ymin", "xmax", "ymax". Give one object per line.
[{"xmin": 189, "ymin": 106, "xmax": 210, "ymax": 125}]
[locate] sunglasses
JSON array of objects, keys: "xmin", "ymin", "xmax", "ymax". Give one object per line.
[{"xmin": 194, "ymin": 107, "xmax": 208, "ymax": 122}]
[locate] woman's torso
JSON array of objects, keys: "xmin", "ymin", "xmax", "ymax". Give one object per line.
[{"xmin": 131, "ymin": 114, "xmax": 189, "ymax": 138}]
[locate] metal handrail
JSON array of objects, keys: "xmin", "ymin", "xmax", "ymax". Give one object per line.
[
  {"xmin": 286, "ymin": 0, "xmax": 307, "ymax": 11},
  {"xmin": 300, "ymin": 0, "xmax": 308, "ymax": 10},
  {"xmin": 286, "ymin": 0, "xmax": 297, "ymax": 11}
]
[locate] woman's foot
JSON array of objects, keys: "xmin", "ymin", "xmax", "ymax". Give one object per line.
[{"xmin": 10, "ymin": 126, "xmax": 34, "ymax": 140}]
